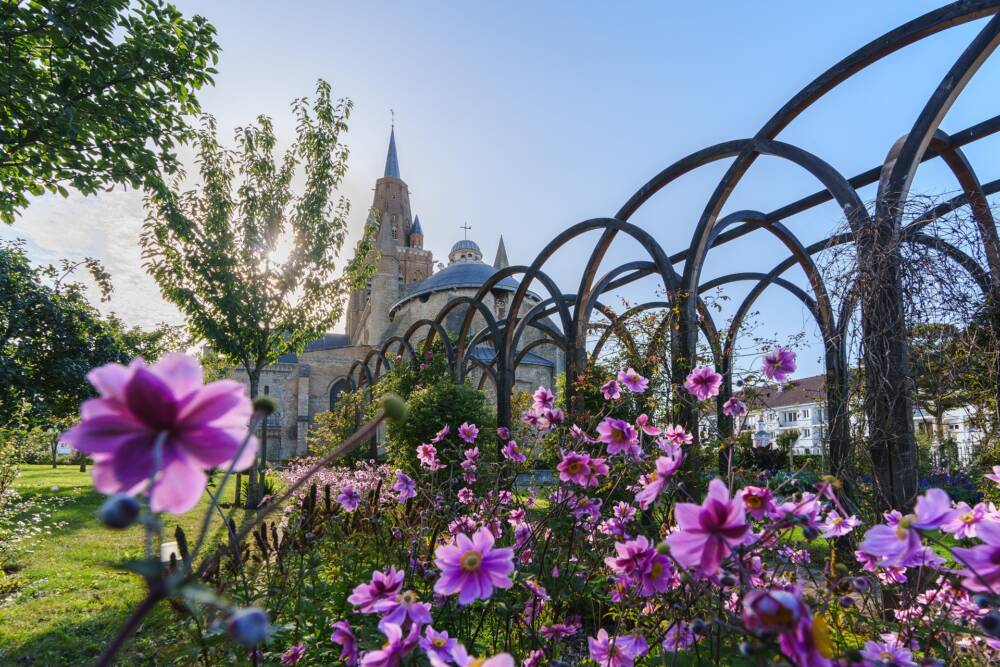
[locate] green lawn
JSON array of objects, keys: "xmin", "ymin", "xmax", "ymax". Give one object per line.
[{"xmin": 0, "ymin": 465, "xmax": 246, "ymax": 665}]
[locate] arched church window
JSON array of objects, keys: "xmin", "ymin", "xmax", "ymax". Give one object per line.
[
  {"xmin": 329, "ymin": 378, "xmax": 347, "ymax": 411},
  {"xmin": 391, "ymin": 226, "xmax": 399, "ymax": 240},
  {"xmin": 495, "ymin": 296, "xmax": 507, "ymax": 319}
]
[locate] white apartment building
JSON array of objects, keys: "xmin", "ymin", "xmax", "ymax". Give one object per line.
[{"xmin": 741, "ymin": 374, "xmax": 985, "ymax": 462}]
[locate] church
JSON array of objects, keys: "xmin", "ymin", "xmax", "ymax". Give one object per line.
[{"xmin": 238, "ymin": 128, "xmax": 564, "ymax": 461}]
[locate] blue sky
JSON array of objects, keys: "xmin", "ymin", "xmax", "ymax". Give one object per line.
[{"xmin": 5, "ymin": 1, "xmax": 998, "ymax": 376}]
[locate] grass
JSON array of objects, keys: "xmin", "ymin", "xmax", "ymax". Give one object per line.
[{"xmin": 0, "ymin": 464, "xmax": 247, "ymax": 666}]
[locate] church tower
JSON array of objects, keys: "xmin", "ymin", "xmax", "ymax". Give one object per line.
[{"xmin": 346, "ymin": 127, "xmax": 433, "ymax": 346}]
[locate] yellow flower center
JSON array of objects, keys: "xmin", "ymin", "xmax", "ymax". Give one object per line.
[
  {"xmin": 961, "ymin": 512, "xmax": 975, "ymax": 524},
  {"xmin": 611, "ymin": 430, "xmax": 624, "ymax": 442},
  {"xmin": 881, "ymin": 651, "xmax": 893, "ymax": 662},
  {"xmin": 567, "ymin": 462, "xmax": 582, "ymax": 474},
  {"xmin": 460, "ymin": 550, "xmax": 482, "ymax": 571},
  {"xmin": 433, "ymin": 637, "xmax": 447, "ymax": 648},
  {"xmin": 831, "ymin": 516, "xmax": 843, "ymax": 526},
  {"xmin": 746, "ymin": 496, "xmax": 762, "ymax": 509},
  {"xmin": 469, "ymin": 659, "xmax": 485, "ymax": 667},
  {"xmin": 648, "ymin": 472, "xmax": 658, "ymax": 482},
  {"xmin": 400, "ymin": 590, "xmax": 417, "ymax": 604},
  {"xmin": 812, "ymin": 615, "xmax": 833, "ymax": 658},
  {"xmin": 650, "ymin": 561, "xmax": 663, "ymax": 578}
]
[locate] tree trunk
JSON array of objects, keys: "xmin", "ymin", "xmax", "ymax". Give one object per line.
[
  {"xmin": 51, "ymin": 439, "xmax": 58, "ymax": 468},
  {"xmin": 245, "ymin": 371, "xmax": 261, "ymax": 509}
]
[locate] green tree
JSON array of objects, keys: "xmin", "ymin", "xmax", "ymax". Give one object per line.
[
  {"xmin": 0, "ymin": 239, "xmax": 179, "ymax": 426},
  {"xmin": 0, "ymin": 0, "xmax": 220, "ymax": 222},
  {"xmin": 910, "ymin": 323, "xmax": 970, "ymax": 447},
  {"xmin": 141, "ymin": 79, "xmax": 376, "ymax": 505}
]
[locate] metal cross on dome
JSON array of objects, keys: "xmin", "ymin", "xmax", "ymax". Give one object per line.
[{"xmin": 460, "ymin": 222, "xmax": 471, "ymax": 240}]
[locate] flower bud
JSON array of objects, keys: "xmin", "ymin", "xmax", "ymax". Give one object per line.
[
  {"xmin": 979, "ymin": 610, "xmax": 1000, "ymax": 637},
  {"xmin": 252, "ymin": 396, "xmax": 278, "ymax": 416},
  {"xmin": 98, "ymin": 493, "xmax": 141, "ymax": 529},
  {"xmin": 719, "ymin": 573, "xmax": 737, "ymax": 588},
  {"xmin": 850, "ymin": 577, "xmax": 870, "ymax": 594},
  {"xmin": 834, "ymin": 563, "xmax": 849, "ymax": 576},
  {"xmin": 227, "ymin": 607, "xmax": 271, "ymax": 647},
  {"xmin": 802, "ymin": 526, "xmax": 820, "ymax": 541},
  {"xmin": 690, "ymin": 619, "xmax": 708, "ymax": 635},
  {"xmin": 837, "ymin": 595, "xmax": 855, "ymax": 608},
  {"xmin": 381, "ymin": 393, "xmax": 408, "ymax": 422},
  {"xmin": 656, "ymin": 542, "xmax": 670, "ymax": 555}
]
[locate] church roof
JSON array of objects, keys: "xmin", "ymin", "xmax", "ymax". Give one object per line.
[
  {"xmin": 471, "ymin": 345, "xmax": 554, "ymax": 368},
  {"xmin": 451, "ymin": 239, "xmax": 481, "ymax": 254},
  {"xmin": 390, "ymin": 260, "xmax": 522, "ymax": 312},
  {"xmin": 493, "ymin": 236, "xmax": 509, "ymax": 269},
  {"xmin": 384, "ymin": 128, "xmax": 400, "ymax": 179},
  {"xmin": 411, "ymin": 215, "xmax": 423, "ymax": 235},
  {"xmin": 304, "ymin": 333, "xmax": 351, "ymax": 352}
]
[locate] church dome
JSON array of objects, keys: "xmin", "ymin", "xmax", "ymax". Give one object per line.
[
  {"xmin": 449, "ymin": 239, "xmax": 483, "ymax": 264},
  {"xmin": 389, "ymin": 261, "xmax": 524, "ymax": 314}
]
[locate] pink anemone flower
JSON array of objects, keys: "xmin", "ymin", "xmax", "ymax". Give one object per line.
[
  {"xmin": 664, "ymin": 478, "xmax": 749, "ymax": 577},
  {"xmin": 61, "ymin": 353, "xmax": 255, "ymax": 515},
  {"xmin": 433, "ymin": 527, "xmax": 515, "ymax": 605},
  {"xmin": 635, "ymin": 414, "xmax": 661, "ymax": 436},
  {"xmin": 596, "ymin": 418, "xmax": 640, "ymax": 458},
  {"xmin": 617, "ymin": 368, "xmax": 649, "ymax": 393},
  {"xmin": 588, "ymin": 629, "xmax": 648, "ymax": 667},
  {"xmin": 683, "ymin": 367, "xmax": 722, "ymax": 401},
  {"xmin": 634, "ymin": 451, "xmax": 685, "ymax": 510},
  {"xmin": 722, "ymin": 396, "xmax": 747, "ymax": 417},
  {"xmin": 762, "ymin": 347, "xmax": 797, "ymax": 382},
  {"xmin": 601, "ymin": 380, "xmax": 622, "ymax": 400}
]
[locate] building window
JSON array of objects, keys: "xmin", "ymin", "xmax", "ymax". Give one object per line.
[
  {"xmin": 801, "ymin": 409, "xmax": 809, "ymax": 419},
  {"xmin": 800, "ymin": 428, "xmax": 811, "ymax": 439},
  {"xmin": 495, "ymin": 296, "xmax": 507, "ymax": 319},
  {"xmin": 391, "ymin": 226, "xmax": 399, "ymax": 240},
  {"xmin": 783, "ymin": 410, "xmax": 798, "ymax": 423}
]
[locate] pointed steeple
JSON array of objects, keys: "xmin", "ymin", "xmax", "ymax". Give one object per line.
[
  {"xmin": 410, "ymin": 214, "xmax": 422, "ymax": 235},
  {"xmin": 493, "ymin": 235, "xmax": 509, "ymax": 269},
  {"xmin": 384, "ymin": 126, "xmax": 400, "ymax": 179}
]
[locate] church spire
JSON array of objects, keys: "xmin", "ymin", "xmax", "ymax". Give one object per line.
[
  {"xmin": 384, "ymin": 126, "xmax": 400, "ymax": 179},
  {"xmin": 493, "ymin": 235, "xmax": 509, "ymax": 269}
]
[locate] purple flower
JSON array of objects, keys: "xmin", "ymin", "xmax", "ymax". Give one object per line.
[
  {"xmin": 360, "ymin": 622, "xmax": 419, "ymax": 667},
  {"xmin": 457, "ymin": 487, "xmax": 475, "ymax": 504},
  {"xmin": 683, "ymin": 367, "xmax": 722, "ymax": 401},
  {"xmin": 617, "ymin": 368, "xmax": 649, "ymax": 393},
  {"xmin": 532, "ymin": 386, "xmax": 555, "ymax": 410},
  {"xmin": 614, "ymin": 502, "xmax": 637, "ymax": 523},
  {"xmin": 986, "ymin": 465, "xmax": 1000, "ymax": 486},
  {"xmin": 741, "ymin": 486, "xmax": 778, "ymax": 520},
  {"xmin": 392, "ymin": 470, "xmax": 416, "ymax": 502},
  {"xmin": 348, "ymin": 567, "xmax": 405, "ymax": 613},
  {"xmin": 281, "ymin": 643, "xmax": 307, "ymax": 665},
  {"xmin": 601, "ymin": 379, "xmax": 622, "ymax": 400},
  {"xmin": 331, "ymin": 621, "xmax": 358, "ymax": 666},
  {"xmin": 540, "ymin": 622, "xmax": 580, "ymax": 640},
  {"xmin": 660, "ymin": 424, "xmax": 693, "ymax": 446},
  {"xmin": 952, "ymin": 518, "xmax": 1000, "ymax": 593},
  {"xmin": 419, "ymin": 626, "xmax": 457, "ymax": 667},
  {"xmin": 859, "ymin": 488, "xmax": 955, "ymax": 567},
  {"xmin": 338, "ymin": 487, "xmax": 361, "ymax": 512},
  {"xmin": 605, "ymin": 535, "xmax": 655, "ymax": 577},
  {"xmin": 416, "ymin": 443, "xmax": 438, "ymax": 467},
  {"xmin": 635, "ymin": 414, "xmax": 661, "ymax": 436},
  {"xmin": 661, "ymin": 623, "xmax": 696, "ymax": 652},
  {"xmin": 458, "ymin": 422, "xmax": 479, "ymax": 443},
  {"xmin": 431, "ymin": 424, "xmax": 450, "ymax": 443},
  {"xmin": 496, "ymin": 427, "xmax": 511, "ymax": 441},
  {"xmin": 588, "ymin": 629, "xmax": 648, "ymax": 667},
  {"xmin": 433, "ymin": 527, "xmax": 515, "ymax": 605},
  {"xmin": 743, "ymin": 589, "xmax": 804, "ymax": 633},
  {"xmin": 762, "ymin": 347, "xmax": 797, "ymax": 382},
  {"xmin": 596, "ymin": 417, "xmax": 639, "ymax": 458},
  {"xmin": 61, "ymin": 353, "xmax": 255, "ymax": 514},
  {"xmin": 373, "ymin": 590, "xmax": 433, "ymax": 631},
  {"xmin": 722, "ymin": 396, "xmax": 747, "ymax": 417},
  {"xmin": 450, "ymin": 645, "xmax": 515, "ymax": 667},
  {"xmin": 638, "ymin": 551, "xmax": 673, "ymax": 596},
  {"xmin": 859, "ymin": 640, "xmax": 917, "ymax": 667},
  {"xmin": 942, "ymin": 502, "xmax": 987, "ymax": 539},
  {"xmin": 634, "ymin": 451, "xmax": 684, "ymax": 510},
  {"xmin": 501, "ymin": 440, "xmax": 526, "ymax": 462},
  {"xmin": 664, "ymin": 479, "xmax": 749, "ymax": 577},
  {"xmin": 820, "ymin": 511, "xmax": 861, "ymax": 538}
]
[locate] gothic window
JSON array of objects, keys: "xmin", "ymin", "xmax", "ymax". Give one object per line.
[
  {"xmin": 495, "ymin": 296, "xmax": 507, "ymax": 319},
  {"xmin": 391, "ymin": 226, "xmax": 399, "ymax": 240},
  {"xmin": 329, "ymin": 379, "xmax": 347, "ymax": 411}
]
